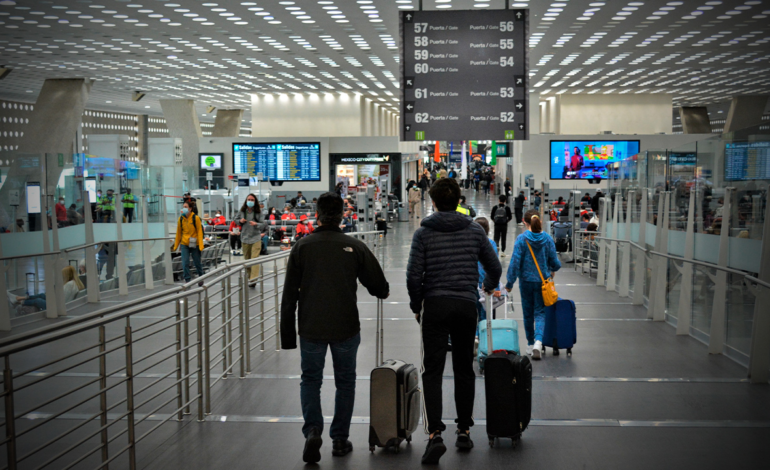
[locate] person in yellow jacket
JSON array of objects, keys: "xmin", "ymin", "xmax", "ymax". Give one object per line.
[{"xmin": 173, "ymin": 201, "xmax": 205, "ymax": 285}]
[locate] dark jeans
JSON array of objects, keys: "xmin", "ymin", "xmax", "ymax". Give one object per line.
[
  {"xmin": 23, "ymin": 293, "xmax": 46, "ymax": 310},
  {"xmin": 300, "ymin": 333, "xmax": 360, "ymax": 440},
  {"xmin": 493, "ymin": 224, "xmax": 508, "ymax": 253},
  {"xmin": 123, "ymin": 207, "xmax": 134, "ymax": 223},
  {"xmin": 421, "ymin": 188, "xmax": 426, "ymax": 200},
  {"xmin": 229, "ymin": 234, "xmax": 241, "ymax": 250},
  {"xmin": 101, "ymin": 210, "xmax": 113, "ymax": 223},
  {"xmin": 421, "ymin": 297, "xmax": 477, "ymax": 433},
  {"xmin": 514, "ymin": 207, "xmax": 523, "ymax": 224},
  {"xmin": 180, "ymin": 244, "xmax": 204, "ymax": 282}
]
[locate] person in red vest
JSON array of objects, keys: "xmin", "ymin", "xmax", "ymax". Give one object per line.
[
  {"xmin": 296, "ymin": 214, "xmax": 314, "ymax": 239},
  {"xmin": 281, "ymin": 206, "xmax": 297, "ymax": 220}
]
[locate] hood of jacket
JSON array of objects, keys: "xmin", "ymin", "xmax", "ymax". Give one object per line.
[
  {"xmin": 524, "ymin": 230, "xmax": 550, "ymax": 247},
  {"xmin": 421, "ymin": 210, "xmax": 472, "ymax": 233}
]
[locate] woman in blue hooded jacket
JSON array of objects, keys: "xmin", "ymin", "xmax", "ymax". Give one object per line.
[{"xmin": 505, "ymin": 209, "xmax": 561, "ymax": 359}]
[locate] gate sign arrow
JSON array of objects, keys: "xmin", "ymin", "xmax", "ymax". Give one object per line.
[
  {"xmin": 516, "ymin": 11, "xmax": 523, "ymax": 20},
  {"xmin": 404, "ymin": 12, "xmax": 413, "ymax": 23},
  {"xmin": 404, "ymin": 76, "xmax": 415, "ymax": 89},
  {"xmin": 405, "ymin": 101, "xmax": 415, "ymax": 113},
  {"xmin": 405, "ymin": 124, "xmax": 412, "ymax": 132},
  {"xmin": 514, "ymin": 100, "xmax": 525, "ymax": 111},
  {"xmin": 518, "ymin": 123, "xmax": 526, "ymax": 131},
  {"xmin": 514, "ymin": 75, "xmax": 524, "ymax": 87}
]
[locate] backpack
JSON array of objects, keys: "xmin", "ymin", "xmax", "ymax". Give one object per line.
[{"xmin": 493, "ymin": 206, "xmax": 508, "ymax": 225}]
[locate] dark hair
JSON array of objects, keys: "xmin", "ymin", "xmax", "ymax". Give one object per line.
[
  {"xmin": 586, "ymin": 223, "xmax": 598, "ymax": 232},
  {"xmin": 557, "ymin": 196, "xmax": 564, "ymax": 203},
  {"xmin": 267, "ymin": 206, "xmax": 276, "ymax": 216},
  {"xmin": 498, "ymin": 195, "xmax": 506, "ymax": 203},
  {"xmin": 475, "ymin": 217, "xmax": 490, "ymax": 235},
  {"xmin": 582, "ymin": 213, "xmax": 591, "ymax": 221},
  {"xmin": 459, "ymin": 195, "xmax": 466, "ymax": 203},
  {"xmin": 317, "ymin": 192, "xmax": 344, "ymax": 227},
  {"xmin": 429, "ymin": 178, "xmax": 461, "ymax": 211},
  {"xmin": 239, "ymin": 193, "xmax": 261, "ymax": 214},
  {"xmin": 524, "ymin": 209, "xmax": 542, "ymax": 233}
]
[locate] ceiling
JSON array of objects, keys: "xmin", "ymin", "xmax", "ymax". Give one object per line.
[{"xmin": 0, "ymin": 0, "xmax": 769, "ymax": 127}]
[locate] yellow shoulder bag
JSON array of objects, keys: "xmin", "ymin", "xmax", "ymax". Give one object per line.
[{"xmin": 526, "ymin": 241, "xmax": 559, "ymax": 307}]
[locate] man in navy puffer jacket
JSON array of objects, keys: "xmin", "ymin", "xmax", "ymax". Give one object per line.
[{"xmin": 407, "ymin": 178, "xmax": 501, "ymax": 464}]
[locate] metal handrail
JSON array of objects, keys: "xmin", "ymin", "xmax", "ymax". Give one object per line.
[
  {"xmin": 594, "ymin": 236, "xmax": 770, "ymax": 290},
  {"xmin": 63, "ymin": 237, "xmax": 174, "ymax": 253}
]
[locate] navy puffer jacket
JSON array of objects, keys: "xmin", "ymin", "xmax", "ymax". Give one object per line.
[{"xmin": 406, "ymin": 211, "xmax": 502, "ymax": 313}]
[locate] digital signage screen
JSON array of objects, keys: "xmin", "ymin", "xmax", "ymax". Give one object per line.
[
  {"xmin": 233, "ymin": 143, "xmax": 321, "ymax": 182},
  {"xmin": 550, "ymin": 140, "xmax": 640, "ymax": 180},
  {"xmin": 724, "ymin": 142, "xmax": 770, "ymax": 181},
  {"xmin": 200, "ymin": 153, "xmax": 223, "ymax": 170}
]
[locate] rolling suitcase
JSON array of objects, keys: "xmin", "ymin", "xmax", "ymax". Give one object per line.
[
  {"xmin": 477, "ymin": 295, "xmax": 519, "ymax": 372},
  {"xmin": 369, "ymin": 299, "xmax": 421, "ymax": 453},
  {"xmin": 483, "ymin": 294, "xmax": 532, "ymax": 448},
  {"xmin": 542, "ymin": 298, "xmax": 577, "ymax": 356}
]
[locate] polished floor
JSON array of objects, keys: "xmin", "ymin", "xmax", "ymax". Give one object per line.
[{"xmin": 8, "ymin": 190, "xmax": 770, "ymax": 469}]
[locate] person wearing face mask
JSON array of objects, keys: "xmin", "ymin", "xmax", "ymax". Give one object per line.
[
  {"xmin": 95, "ymin": 190, "xmax": 103, "ymax": 222},
  {"xmin": 100, "ymin": 189, "xmax": 116, "ymax": 223},
  {"xmin": 55, "ymin": 197, "xmax": 68, "ymax": 228},
  {"xmin": 267, "ymin": 206, "xmax": 278, "ymax": 221},
  {"xmin": 281, "ymin": 206, "xmax": 297, "ymax": 221},
  {"xmin": 237, "ymin": 194, "xmax": 268, "ymax": 286},
  {"xmin": 209, "ymin": 210, "xmax": 226, "ymax": 226},
  {"xmin": 122, "ymin": 188, "xmax": 137, "ymax": 223},
  {"xmin": 172, "ymin": 201, "xmax": 205, "ymax": 286},
  {"xmin": 296, "ymin": 214, "xmax": 314, "ymax": 239}
]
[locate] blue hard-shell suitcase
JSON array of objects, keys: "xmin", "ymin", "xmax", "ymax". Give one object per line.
[
  {"xmin": 478, "ymin": 296, "xmax": 519, "ymax": 371},
  {"xmin": 542, "ymin": 298, "xmax": 577, "ymax": 356}
]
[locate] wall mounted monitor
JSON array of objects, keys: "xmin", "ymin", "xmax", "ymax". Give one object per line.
[
  {"xmin": 26, "ymin": 182, "xmax": 41, "ymax": 214},
  {"xmin": 232, "ymin": 142, "xmax": 321, "ymax": 182},
  {"xmin": 549, "ymin": 140, "xmax": 640, "ymax": 180},
  {"xmin": 724, "ymin": 142, "xmax": 770, "ymax": 181},
  {"xmin": 200, "ymin": 153, "xmax": 223, "ymax": 170}
]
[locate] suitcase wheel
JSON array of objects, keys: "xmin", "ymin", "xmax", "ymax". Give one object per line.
[
  {"xmin": 552, "ymin": 348, "xmax": 560, "ymax": 356},
  {"xmin": 369, "ymin": 445, "xmax": 375, "ymax": 453},
  {"xmin": 567, "ymin": 348, "xmax": 572, "ymax": 356},
  {"xmin": 406, "ymin": 436, "xmax": 412, "ymax": 444},
  {"xmin": 488, "ymin": 437, "xmax": 495, "ymax": 448}
]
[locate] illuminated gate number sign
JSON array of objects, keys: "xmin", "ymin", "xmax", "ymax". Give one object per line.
[{"xmin": 400, "ymin": 9, "xmax": 528, "ymax": 142}]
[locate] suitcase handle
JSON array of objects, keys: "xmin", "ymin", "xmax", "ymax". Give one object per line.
[
  {"xmin": 486, "ymin": 293, "xmax": 494, "ymax": 353},
  {"xmin": 375, "ymin": 298, "xmax": 384, "ymax": 367}
]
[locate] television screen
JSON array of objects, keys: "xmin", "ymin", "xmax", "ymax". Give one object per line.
[
  {"xmin": 200, "ymin": 153, "xmax": 223, "ymax": 170},
  {"xmin": 724, "ymin": 142, "xmax": 770, "ymax": 181},
  {"xmin": 550, "ymin": 140, "xmax": 640, "ymax": 180},
  {"xmin": 232, "ymin": 142, "xmax": 321, "ymax": 182}
]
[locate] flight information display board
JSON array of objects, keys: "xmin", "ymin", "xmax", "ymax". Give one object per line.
[
  {"xmin": 725, "ymin": 142, "xmax": 770, "ymax": 181},
  {"xmin": 233, "ymin": 143, "xmax": 321, "ymax": 182},
  {"xmin": 400, "ymin": 9, "xmax": 528, "ymax": 142}
]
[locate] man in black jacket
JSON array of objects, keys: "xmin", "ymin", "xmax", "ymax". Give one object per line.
[
  {"xmin": 513, "ymin": 190, "xmax": 526, "ymax": 225},
  {"xmin": 591, "ymin": 189, "xmax": 603, "ymax": 214},
  {"xmin": 491, "ymin": 195, "xmax": 513, "ymax": 256},
  {"xmin": 407, "ymin": 178, "xmax": 501, "ymax": 464},
  {"xmin": 281, "ymin": 192, "xmax": 389, "ymax": 463}
]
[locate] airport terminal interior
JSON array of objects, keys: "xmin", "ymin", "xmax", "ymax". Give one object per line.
[{"xmin": 0, "ymin": 0, "xmax": 769, "ymax": 468}]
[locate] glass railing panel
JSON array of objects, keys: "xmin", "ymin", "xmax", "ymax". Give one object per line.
[
  {"xmin": 665, "ymin": 258, "xmax": 683, "ymax": 324},
  {"xmin": 691, "ymin": 265, "xmax": 716, "ymax": 335},
  {"xmin": 724, "ymin": 272, "xmax": 756, "ymax": 359}
]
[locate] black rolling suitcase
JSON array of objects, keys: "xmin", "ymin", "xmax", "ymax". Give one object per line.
[
  {"xmin": 482, "ymin": 294, "xmax": 532, "ymax": 448},
  {"xmin": 369, "ymin": 299, "xmax": 421, "ymax": 453}
]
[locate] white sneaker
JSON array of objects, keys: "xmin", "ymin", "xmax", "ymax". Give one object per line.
[
  {"xmin": 500, "ymin": 252, "xmax": 506, "ymax": 257},
  {"xmin": 532, "ymin": 341, "xmax": 543, "ymax": 360},
  {"xmin": 525, "ymin": 344, "xmax": 533, "ymax": 356}
]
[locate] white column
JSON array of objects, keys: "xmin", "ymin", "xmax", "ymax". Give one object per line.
[
  {"xmin": 162, "ymin": 197, "xmax": 174, "ymax": 285},
  {"xmin": 40, "ymin": 196, "xmax": 58, "ymax": 319},
  {"xmin": 142, "ymin": 196, "xmax": 154, "ymax": 290},
  {"xmin": 596, "ymin": 196, "xmax": 611, "ymax": 287},
  {"xmin": 652, "ymin": 192, "xmax": 671, "ymax": 322},
  {"xmin": 632, "ymin": 189, "xmax": 648, "ymax": 305},
  {"xmin": 606, "ymin": 194, "xmax": 620, "ymax": 292},
  {"xmin": 618, "ymin": 191, "xmax": 633, "ymax": 297},
  {"xmin": 647, "ymin": 192, "xmax": 666, "ymax": 320},
  {"xmin": 708, "ymin": 187, "xmax": 734, "ymax": 354},
  {"xmin": 83, "ymin": 190, "xmax": 100, "ymax": 303},
  {"xmin": 0, "ymin": 237, "xmax": 11, "ymax": 330},
  {"xmin": 676, "ymin": 188, "xmax": 696, "ymax": 335},
  {"xmin": 748, "ymin": 192, "xmax": 770, "ymax": 383},
  {"xmin": 115, "ymin": 197, "xmax": 129, "ymax": 296},
  {"xmin": 49, "ymin": 196, "xmax": 66, "ymax": 316}
]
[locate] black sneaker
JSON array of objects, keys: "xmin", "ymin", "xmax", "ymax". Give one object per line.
[
  {"xmin": 332, "ymin": 439, "xmax": 352, "ymax": 457},
  {"xmin": 421, "ymin": 434, "xmax": 446, "ymax": 465},
  {"xmin": 303, "ymin": 428, "xmax": 323, "ymax": 464},
  {"xmin": 455, "ymin": 430, "xmax": 474, "ymax": 450}
]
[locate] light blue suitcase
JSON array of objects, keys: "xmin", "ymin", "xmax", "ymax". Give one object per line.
[{"xmin": 478, "ymin": 297, "xmax": 520, "ymax": 371}]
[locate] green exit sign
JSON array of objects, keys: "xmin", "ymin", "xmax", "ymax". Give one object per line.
[
  {"xmin": 415, "ymin": 131, "xmax": 425, "ymax": 140},
  {"xmin": 504, "ymin": 130, "xmax": 515, "ymax": 140}
]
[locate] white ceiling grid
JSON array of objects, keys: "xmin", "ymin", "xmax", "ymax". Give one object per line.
[{"xmin": 0, "ymin": 0, "xmax": 768, "ymax": 128}]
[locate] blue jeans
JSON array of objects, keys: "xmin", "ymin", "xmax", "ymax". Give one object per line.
[
  {"xmin": 300, "ymin": 333, "xmax": 360, "ymax": 440},
  {"xmin": 519, "ymin": 281, "xmax": 546, "ymax": 345},
  {"xmin": 23, "ymin": 293, "xmax": 47, "ymax": 310},
  {"xmin": 180, "ymin": 244, "xmax": 204, "ymax": 282}
]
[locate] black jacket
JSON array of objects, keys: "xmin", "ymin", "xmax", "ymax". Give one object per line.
[
  {"xmin": 591, "ymin": 192, "xmax": 602, "ymax": 213},
  {"xmin": 491, "ymin": 204, "xmax": 513, "ymax": 225},
  {"xmin": 419, "ymin": 177, "xmax": 430, "ymax": 189},
  {"xmin": 280, "ymin": 225, "xmax": 389, "ymax": 348},
  {"xmin": 406, "ymin": 211, "xmax": 502, "ymax": 313},
  {"xmin": 514, "ymin": 194, "xmax": 526, "ymax": 209}
]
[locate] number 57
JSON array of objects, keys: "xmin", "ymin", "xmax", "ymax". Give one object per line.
[{"xmin": 414, "ymin": 23, "xmax": 427, "ymax": 33}]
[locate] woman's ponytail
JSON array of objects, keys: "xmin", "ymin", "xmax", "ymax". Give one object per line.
[{"xmin": 524, "ymin": 209, "xmax": 542, "ymax": 233}]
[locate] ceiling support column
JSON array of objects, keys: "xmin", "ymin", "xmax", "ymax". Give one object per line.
[
  {"xmin": 679, "ymin": 107, "xmax": 712, "ymax": 134},
  {"xmin": 212, "ymin": 109, "xmax": 244, "ymax": 137},
  {"xmin": 160, "ymin": 99, "xmax": 202, "ymax": 182},
  {"xmin": 724, "ymin": 95, "xmax": 769, "ymax": 133}
]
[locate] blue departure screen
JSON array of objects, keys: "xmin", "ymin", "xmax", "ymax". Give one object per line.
[{"xmin": 233, "ymin": 142, "xmax": 321, "ymax": 181}]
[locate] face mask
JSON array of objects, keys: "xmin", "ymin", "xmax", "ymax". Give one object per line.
[
  {"xmin": 181, "ymin": 208, "xmax": 189, "ymax": 215},
  {"xmin": 216, "ymin": 213, "xmax": 221, "ymax": 217},
  {"xmin": 59, "ymin": 200, "xmax": 64, "ymax": 204},
  {"xmin": 97, "ymin": 193, "xmax": 102, "ymax": 197},
  {"xmin": 246, "ymin": 201, "xmax": 255, "ymax": 208}
]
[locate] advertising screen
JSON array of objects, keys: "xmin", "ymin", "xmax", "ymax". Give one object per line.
[
  {"xmin": 725, "ymin": 142, "xmax": 770, "ymax": 181},
  {"xmin": 232, "ymin": 143, "xmax": 321, "ymax": 182},
  {"xmin": 550, "ymin": 140, "xmax": 640, "ymax": 180},
  {"xmin": 85, "ymin": 178, "xmax": 97, "ymax": 203},
  {"xmin": 26, "ymin": 182, "xmax": 41, "ymax": 214},
  {"xmin": 200, "ymin": 153, "xmax": 223, "ymax": 170}
]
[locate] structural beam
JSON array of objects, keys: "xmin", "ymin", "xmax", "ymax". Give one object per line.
[
  {"xmin": 212, "ymin": 109, "xmax": 244, "ymax": 137},
  {"xmin": 724, "ymin": 95, "xmax": 769, "ymax": 133},
  {"xmin": 679, "ymin": 107, "xmax": 712, "ymax": 134}
]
